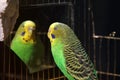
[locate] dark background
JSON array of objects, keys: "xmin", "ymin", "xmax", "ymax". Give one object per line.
[
  {"xmin": 0, "ymin": 0, "xmax": 120, "ymax": 80},
  {"xmin": 93, "ymin": 0, "xmax": 120, "ymax": 36}
]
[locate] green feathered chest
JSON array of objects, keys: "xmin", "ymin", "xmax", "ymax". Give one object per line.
[
  {"xmin": 51, "ymin": 43, "xmax": 66, "ymax": 69},
  {"xmin": 10, "ymin": 37, "xmax": 37, "ymax": 64},
  {"xmin": 11, "ymin": 35, "xmax": 45, "ymax": 73},
  {"xmin": 51, "ymin": 42, "xmax": 75, "ymax": 80}
]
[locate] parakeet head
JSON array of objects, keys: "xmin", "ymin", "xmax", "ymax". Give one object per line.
[
  {"xmin": 15, "ymin": 20, "xmax": 36, "ymax": 44},
  {"xmin": 47, "ymin": 22, "xmax": 75, "ymax": 44}
]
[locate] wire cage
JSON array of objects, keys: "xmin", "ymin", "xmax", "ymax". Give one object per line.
[
  {"xmin": 1, "ymin": 0, "xmax": 75, "ymax": 80},
  {"xmin": 0, "ymin": 0, "xmax": 120, "ymax": 80},
  {"xmin": 93, "ymin": 35, "xmax": 120, "ymax": 80}
]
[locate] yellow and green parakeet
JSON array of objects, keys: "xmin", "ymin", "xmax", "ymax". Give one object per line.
[
  {"xmin": 47, "ymin": 22, "xmax": 98, "ymax": 80},
  {"xmin": 10, "ymin": 20, "xmax": 45, "ymax": 73}
]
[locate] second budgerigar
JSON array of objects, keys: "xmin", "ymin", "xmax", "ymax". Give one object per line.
[
  {"xmin": 11, "ymin": 20, "xmax": 46, "ymax": 73},
  {"xmin": 47, "ymin": 22, "xmax": 98, "ymax": 80}
]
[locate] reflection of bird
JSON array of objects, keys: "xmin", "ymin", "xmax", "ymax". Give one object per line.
[
  {"xmin": 109, "ymin": 31, "xmax": 116, "ymax": 37},
  {"xmin": 10, "ymin": 20, "xmax": 46, "ymax": 73},
  {"xmin": 47, "ymin": 22, "xmax": 98, "ymax": 80}
]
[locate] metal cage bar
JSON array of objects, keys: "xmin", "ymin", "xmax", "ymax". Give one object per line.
[
  {"xmin": 1, "ymin": 0, "xmax": 120, "ymax": 80},
  {"xmin": 19, "ymin": 0, "xmax": 76, "ymax": 7}
]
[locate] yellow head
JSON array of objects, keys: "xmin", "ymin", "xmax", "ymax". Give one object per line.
[
  {"xmin": 47, "ymin": 22, "xmax": 72, "ymax": 44},
  {"xmin": 16, "ymin": 20, "xmax": 36, "ymax": 44}
]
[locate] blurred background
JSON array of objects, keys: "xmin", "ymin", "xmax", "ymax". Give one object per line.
[{"xmin": 0, "ymin": 0, "xmax": 120, "ymax": 80}]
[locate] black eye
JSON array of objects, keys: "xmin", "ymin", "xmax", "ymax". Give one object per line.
[
  {"xmin": 54, "ymin": 27, "xmax": 57, "ymax": 30},
  {"xmin": 51, "ymin": 34, "xmax": 55, "ymax": 39},
  {"xmin": 21, "ymin": 31, "xmax": 25, "ymax": 36}
]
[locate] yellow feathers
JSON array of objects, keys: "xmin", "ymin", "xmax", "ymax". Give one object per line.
[
  {"xmin": 47, "ymin": 22, "xmax": 62, "ymax": 43},
  {"xmin": 15, "ymin": 20, "xmax": 36, "ymax": 44},
  {"xmin": 47, "ymin": 22, "xmax": 68, "ymax": 45}
]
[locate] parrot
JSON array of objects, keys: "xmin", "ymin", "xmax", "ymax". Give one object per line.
[
  {"xmin": 10, "ymin": 20, "xmax": 49, "ymax": 73},
  {"xmin": 47, "ymin": 22, "xmax": 98, "ymax": 80}
]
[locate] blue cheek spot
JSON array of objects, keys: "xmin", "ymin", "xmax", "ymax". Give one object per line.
[
  {"xmin": 51, "ymin": 34, "xmax": 55, "ymax": 39},
  {"xmin": 21, "ymin": 31, "xmax": 25, "ymax": 36}
]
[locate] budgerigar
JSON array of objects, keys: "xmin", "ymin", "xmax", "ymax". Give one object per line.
[
  {"xmin": 47, "ymin": 22, "xmax": 98, "ymax": 80},
  {"xmin": 10, "ymin": 20, "xmax": 46, "ymax": 73}
]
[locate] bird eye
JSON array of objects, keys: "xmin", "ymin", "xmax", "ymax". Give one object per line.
[
  {"xmin": 54, "ymin": 27, "xmax": 57, "ymax": 30},
  {"xmin": 21, "ymin": 31, "xmax": 25, "ymax": 36},
  {"xmin": 51, "ymin": 34, "xmax": 55, "ymax": 39}
]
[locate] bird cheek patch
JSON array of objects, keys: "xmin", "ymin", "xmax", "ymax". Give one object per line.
[
  {"xmin": 22, "ymin": 38, "xmax": 28, "ymax": 44},
  {"xmin": 51, "ymin": 34, "xmax": 55, "ymax": 39}
]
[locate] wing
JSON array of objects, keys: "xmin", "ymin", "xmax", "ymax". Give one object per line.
[{"xmin": 64, "ymin": 41, "xmax": 97, "ymax": 80}]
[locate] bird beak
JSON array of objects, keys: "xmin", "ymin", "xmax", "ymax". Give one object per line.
[
  {"xmin": 47, "ymin": 29, "xmax": 54, "ymax": 43},
  {"xmin": 28, "ymin": 27, "xmax": 35, "ymax": 34},
  {"xmin": 29, "ymin": 27, "xmax": 35, "ymax": 31},
  {"xmin": 26, "ymin": 27, "xmax": 35, "ymax": 38}
]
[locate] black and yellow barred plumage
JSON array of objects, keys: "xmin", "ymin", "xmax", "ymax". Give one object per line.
[{"xmin": 64, "ymin": 39, "xmax": 97, "ymax": 80}]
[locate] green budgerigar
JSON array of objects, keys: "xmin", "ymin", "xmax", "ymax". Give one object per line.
[
  {"xmin": 11, "ymin": 20, "xmax": 46, "ymax": 73},
  {"xmin": 47, "ymin": 22, "xmax": 98, "ymax": 80}
]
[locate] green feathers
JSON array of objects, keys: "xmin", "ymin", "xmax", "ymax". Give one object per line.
[
  {"xmin": 10, "ymin": 20, "xmax": 45, "ymax": 73},
  {"xmin": 47, "ymin": 22, "xmax": 98, "ymax": 80}
]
